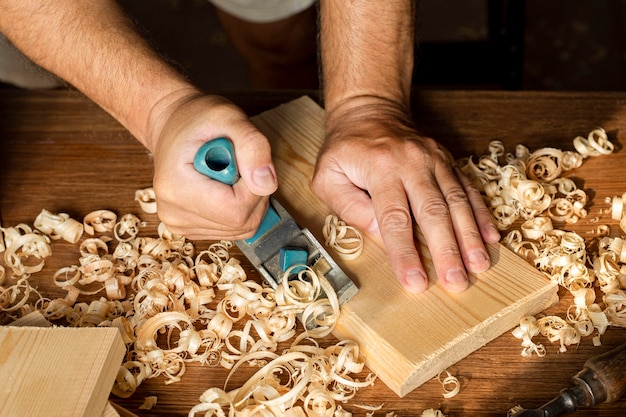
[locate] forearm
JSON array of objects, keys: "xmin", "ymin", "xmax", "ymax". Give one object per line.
[
  {"xmin": 0, "ymin": 0, "xmax": 196, "ymax": 150},
  {"xmin": 319, "ymin": 0, "xmax": 415, "ymax": 116}
]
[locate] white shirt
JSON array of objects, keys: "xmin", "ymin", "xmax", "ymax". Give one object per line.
[{"xmin": 209, "ymin": 0, "xmax": 316, "ymax": 23}]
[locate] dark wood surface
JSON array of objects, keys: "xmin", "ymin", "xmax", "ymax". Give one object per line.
[{"xmin": 2, "ymin": 89, "xmax": 626, "ymax": 416}]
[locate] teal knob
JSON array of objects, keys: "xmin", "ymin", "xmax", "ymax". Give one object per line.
[
  {"xmin": 193, "ymin": 137, "xmax": 240, "ymax": 185},
  {"xmin": 194, "ymin": 137, "xmax": 282, "ymax": 245},
  {"xmin": 279, "ymin": 247, "xmax": 308, "ymax": 274}
]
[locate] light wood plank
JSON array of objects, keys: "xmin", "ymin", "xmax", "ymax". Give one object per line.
[
  {"xmin": 252, "ymin": 96, "xmax": 559, "ymax": 396},
  {"xmin": 0, "ymin": 326, "xmax": 125, "ymax": 417}
]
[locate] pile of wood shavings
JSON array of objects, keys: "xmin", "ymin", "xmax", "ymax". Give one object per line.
[
  {"xmin": 459, "ymin": 127, "xmax": 626, "ymax": 355},
  {"xmin": 0, "ymin": 198, "xmax": 378, "ymax": 416}
]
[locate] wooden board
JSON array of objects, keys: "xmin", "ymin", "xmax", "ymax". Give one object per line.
[
  {"xmin": 0, "ymin": 326, "xmax": 125, "ymax": 417},
  {"xmin": 252, "ymin": 96, "xmax": 559, "ymax": 397}
]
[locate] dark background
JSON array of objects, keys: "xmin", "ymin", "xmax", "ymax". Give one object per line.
[
  {"xmin": 116, "ymin": 0, "xmax": 626, "ymax": 92},
  {"xmin": 1, "ymin": 0, "xmax": 624, "ymax": 92}
]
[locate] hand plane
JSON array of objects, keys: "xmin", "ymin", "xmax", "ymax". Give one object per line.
[
  {"xmin": 193, "ymin": 137, "xmax": 358, "ymax": 306},
  {"xmin": 509, "ymin": 341, "xmax": 626, "ymax": 416}
]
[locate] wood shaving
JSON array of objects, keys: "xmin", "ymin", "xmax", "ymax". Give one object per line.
[
  {"xmin": 573, "ymin": 127, "xmax": 613, "ymax": 158},
  {"xmin": 322, "ymin": 215, "xmax": 364, "ymax": 260},
  {"xmin": 511, "ymin": 316, "xmax": 545, "ymax": 357},
  {"xmin": 139, "ymin": 396, "xmax": 158, "ymax": 410},
  {"xmin": 421, "ymin": 410, "xmax": 447, "ymax": 417},
  {"xmin": 507, "ymin": 405, "xmax": 524, "ymax": 417},
  {"xmin": 83, "ymin": 209, "xmax": 117, "ymax": 235},
  {"xmin": 536, "ymin": 316, "xmax": 581, "ymax": 353},
  {"xmin": 135, "ymin": 187, "xmax": 158, "ymax": 214},
  {"xmin": 462, "ymin": 130, "xmax": 626, "ymax": 355},
  {"xmin": 34, "ymin": 209, "xmax": 84, "ymax": 243},
  {"xmin": 2, "ymin": 224, "xmax": 51, "ymax": 277},
  {"xmin": 437, "ymin": 370, "xmax": 461, "ymax": 399},
  {"xmin": 0, "ymin": 190, "xmax": 377, "ymax": 416}
]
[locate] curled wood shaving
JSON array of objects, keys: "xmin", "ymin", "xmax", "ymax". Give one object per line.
[
  {"xmin": 190, "ymin": 340, "xmax": 375, "ymax": 417},
  {"xmin": 114, "ymin": 213, "xmax": 144, "ymax": 242},
  {"xmin": 322, "ymin": 215, "xmax": 364, "ymax": 260},
  {"xmin": 135, "ymin": 187, "xmax": 157, "ymax": 214},
  {"xmin": 0, "ymin": 189, "xmax": 376, "ymax": 415},
  {"xmin": 537, "ymin": 316, "xmax": 580, "ymax": 353},
  {"xmin": 463, "ymin": 131, "xmax": 626, "ymax": 355},
  {"xmin": 526, "ymin": 147, "xmax": 565, "ymax": 182},
  {"xmin": 508, "ymin": 405, "xmax": 524, "ymax": 417},
  {"xmin": 511, "ymin": 316, "xmax": 545, "ymax": 357},
  {"xmin": 609, "ymin": 193, "xmax": 626, "ymax": 235},
  {"xmin": 460, "ymin": 130, "xmax": 612, "ymax": 231},
  {"xmin": 139, "ymin": 396, "xmax": 158, "ymax": 410},
  {"xmin": 34, "ymin": 209, "xmax": 84, "ymax": 243},
  {"xmin": 2, "ymin": 224, "xmax": 51, "ymax": 277},
  {"xmin": 437, "ymin": 370, "xmax": 461, "ymax": 399},
  {"xmin": 573, "ymin": 127, "xmax": 613, "ymax": 158},
  {"xmin": 83, "ymin": 209, "xmax": 117, "ymax": 235},
  {"xmin": 1, "ymin": 277, "xmax": 43, "ymax": 314},
  {"xmin": 422, "ymin": 410, "xmax": 447, "ymax": 417}
]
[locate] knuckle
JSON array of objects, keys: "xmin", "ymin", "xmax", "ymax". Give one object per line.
[
  {"xmin": 393, "ymin": 247, "xmax": 420, "ymax": 266},
  {"xmin": 473, "ymin": 204, "xmax": 493, "ymax": 220},
  {"xmin": 435, "ymin": 243, "xmax": 462, "ymax": 261},
  {"xmin": 460, "ymin": 228, "xmax": 483, "ymax": 244},
  {"xmin": 444, "ymin": 186, "xmax": 470, "ymax": 207},
  {"xmin": 311, "ymin": 173, "xmax": 325, "ymax": 197},
  {"xmin": 223, "ymin": 207, "xmax": 256, "ymax": 230},
  {"xmin": 378, "ymin": 205, "xmax": 412, "ymax": 232},
  {"xmin": 419, "ymin": 198, "xmax": 450, "ymax": 219},
  {"xmin": 463, "ymin": 181, "xmax": 483, "ymax": 200}
]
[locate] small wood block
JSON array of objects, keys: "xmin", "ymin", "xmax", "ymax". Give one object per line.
[
  {"xmin": 0, "ymin": 326, "xmax": 125, "ymax": 417},
  {"xmin": 251, "ymin": 96, "xmax": 559, "ymax": 397}
]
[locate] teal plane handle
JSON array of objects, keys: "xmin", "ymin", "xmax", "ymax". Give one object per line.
[
  {"xmin": 193, "ymin": 137, "xmax": 280, "ymax": 244},
  {"xmin": 193, "ymin": 137, "xmax": 240, "ymax": 185}
]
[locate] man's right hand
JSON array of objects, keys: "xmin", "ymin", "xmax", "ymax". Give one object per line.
[{"xmin": 147, "ymin": 94, "xmax": 278, "ymax": 241}]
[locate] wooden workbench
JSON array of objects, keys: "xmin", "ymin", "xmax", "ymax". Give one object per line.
[{"xmin": 1, "ymin": 89, "xmax": 626, "ymax": 416}]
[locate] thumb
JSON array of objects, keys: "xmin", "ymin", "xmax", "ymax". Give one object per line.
[
  {"xmin": 232, "ymin": 128, "xmax": 278, "ymax": 196},
  {"xmin": 320, "ymin": 181, "xmax": 379, "ymax": 236}
]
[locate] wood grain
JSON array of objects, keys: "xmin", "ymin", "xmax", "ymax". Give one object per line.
[
  {"xmin": 0, "ymin": 326, "xmax": 125, "ymax": 417},
  {"xmin": 253, "ymin": 96, "xmax": 558, "ymax": 396},
  {"xmin": 2, "ymin": 90, "xmax": 626, "ymax": 415}
]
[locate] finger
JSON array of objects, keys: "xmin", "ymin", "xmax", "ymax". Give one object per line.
[
  {"xmin": 159, "ymin": 196, "xmax": 269, "ymax": 240},
  {"xmin": 155, "ymin": 172, "xmax": 268, "ymax": 239},
  {"xmin": 321, "ymin": 185, "xmax": 378, "ymax": 233},
  {"xmin": 436, "ymin": 166, "xmax": 491, "ymax": 274},
  {"xmin": 455, "ymin": 166, "xmax": 501, "ymax": 244},
  {"xmin": 370, "ymin": 176, "xmax": 429, "ymax": 294},
  {"xmin": 312, "ymin": 159, "xmax": 380, "ymax": 232},
  {"xmin": 230, "ymin": 123, "xmax": 278, "ymax": 196},
  {"xmin": 408, "ymin": 170, "xmax": 469, "ymax": 293}
]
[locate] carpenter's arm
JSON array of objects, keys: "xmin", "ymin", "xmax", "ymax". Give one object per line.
[
  {"xmin": 315, "ymin": 0, "xmax": 499, "ymax": 293},
  {"xmin": 320, "ymin": 0, "xmax": 414, "ymax": 116},
  {"xmin": 0, "ymin": 0, "xmax": 194, "ymax": 150},
  {"xmin": 0, "ymin": 0, "xmax": 278, "ymax": 241}
]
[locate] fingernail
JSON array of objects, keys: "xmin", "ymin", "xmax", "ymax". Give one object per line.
[
  {"xmin": 445, "ymin": 268, "xmax": 468, "ymax": 292},
  {"xmin": 252, "ymin": 166, "xmax": 277, "ymax": 189},
  {"xmin": 469, "ymin": 249, "xmax": 490, "ymax": 270},
  {"xmin": 487, "ymin": 224, "xmax": 501, "ymax": 241},
  {"xmin": 403, "ymin": 270, "xmax": 428, "ymax": 293}
]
